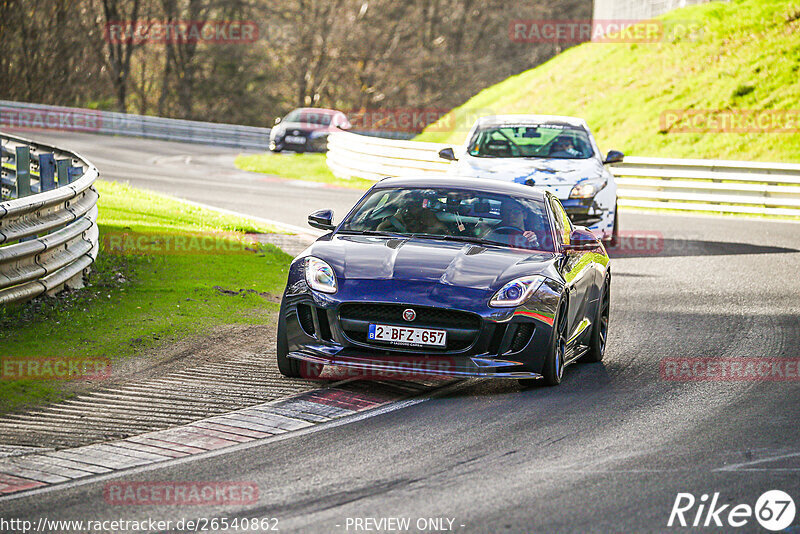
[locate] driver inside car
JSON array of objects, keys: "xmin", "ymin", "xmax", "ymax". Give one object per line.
[
  {"xmin": 548, "ymin": 136, "xmax": 581, "ymax": 158},
  {"xmin": 377, "ymin": 191, "xmax": 449, "ymax": 235},
  {"xmin": 478, "ymin": 201, "xmax": 540, "ymax": 247}
]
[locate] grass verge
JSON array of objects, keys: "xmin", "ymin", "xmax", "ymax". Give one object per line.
[
  {"xmin": 416, "ymin": 0, "xmax": 800, "ymax": 163},
  {"xmin": 235, "ymin": 152, "xmax": 374, "ymax": 190},
  {"xmin": 0, "ymin": 180, "xmax": 292, "ymax": 414}
]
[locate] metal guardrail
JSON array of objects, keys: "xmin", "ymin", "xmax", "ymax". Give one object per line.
[
  {"xmin": 327, "ymin": 131, "xmax": 451, "ymax": 180},
  {"xmin": 326, "ymin": 131, "xmax": 800, "ymax": 217},
  {"xmin": 0, "ymin": 100, "xmax": 415, "ymax": 150},
  {"xmin": 0, "ymin": 100, "xmax": 272, "ymax": 150},
  {"xmin": 0, "ymin": 132, "xmax": 99, "ymax": 305},
  {"xmin": 611, "ymin": 157, "xmax": 800, "ymax": 217}
]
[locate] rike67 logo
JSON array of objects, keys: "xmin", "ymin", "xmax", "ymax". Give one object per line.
[{"xmin": 668, "ymin": 490, "xmax": 796, "ymax": 531}]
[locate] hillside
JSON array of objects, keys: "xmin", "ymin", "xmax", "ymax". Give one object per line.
[{"xmin": 416, "ymin": 0, "xmax": 800, "ymax": 162}]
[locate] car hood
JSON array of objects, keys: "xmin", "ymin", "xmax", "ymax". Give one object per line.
[
  {"xmin": 309, "ymin": 234, "xmax": 558, "ymax": 290},
  {"xmin": 454, "ymin": 156, "xmax": 603, "ymax": 187},
  {"xmin": 278, "ymin": 121, "xmax": 333, "ymax": 132}
]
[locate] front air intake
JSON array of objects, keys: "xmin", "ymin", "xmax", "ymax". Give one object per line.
[
  {"xmin": 297, "ymin": 304, "xmax": 316, "ymax": 337},
  {"xmin": 509, "ymin": 323, "xmax": 535, "ymax": 353}
]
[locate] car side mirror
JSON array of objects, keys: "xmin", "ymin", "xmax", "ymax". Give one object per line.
[
  {"xmin": 603, "ymin": 150, "xmax": 624, "ymax": 165},
  {"xmin": 438, "ymin": 147, "xmax": 457, "ymax": 161},
  {"xmin": 274, "ymin": 117, "xmax": 282, "ymax": 125},
  {"xmin": 563, "ymin": 227, "xmax": 601, "ymax": 251},
  {"xmin": 308, "ymin": 209, "xmax": 335, "ymax": 231}
]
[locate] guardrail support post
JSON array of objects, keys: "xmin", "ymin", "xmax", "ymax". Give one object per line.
[
  {"xmin": 15, "ymin": 146, "xmax": 31, "ymax": 197},
  {"xmin": 38, "ymin": 153, "xmax": 56, "ymax": 191},
  {"xmin": 68, "ymin": 165, "xmax": 83, "ymax": 183},
  {"xmin": 56, "ymin": 158, "xmax": 70, "ymax": 185}
]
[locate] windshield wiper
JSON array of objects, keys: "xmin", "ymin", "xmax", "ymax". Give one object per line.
[
  {"xmin": 409, "ymin": 233, "xmax": 494, "ymax": 246},
  {"xmin": 410, "ymin": 233, "xmax": 542, "ymax": 250},
  {"xmin": 338, "ymin": 230, "xmax": 520, "ymax": 249},
  {"xmin": 337, "ymin": 229, "xmax": 408, "ymax": 238}
]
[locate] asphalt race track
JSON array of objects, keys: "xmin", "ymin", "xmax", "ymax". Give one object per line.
[{"xmin": 2, "ymin": 131, "xmax": 799, "ymax": 532}]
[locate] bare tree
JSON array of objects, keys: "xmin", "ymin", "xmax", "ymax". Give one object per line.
[{"xmin": 0, "ymin": 0, "xmax": 593, "ymax": 128}]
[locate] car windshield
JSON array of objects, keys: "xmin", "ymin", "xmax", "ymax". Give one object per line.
[
  {"xmin": 467, "ymin": 123, "xmax": 593, "ymax": 159},
  {"xmin": 284, "ymin": 110, "xmax": 332, "ymax": 125},
  {"xmin": 339, "ymin": 187, "xmax": 555, "ymax": 252}
]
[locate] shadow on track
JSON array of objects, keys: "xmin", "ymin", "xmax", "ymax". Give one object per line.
[{"xmin": 607, "ymin": 238, "xmax": 799, "ymax": 259}]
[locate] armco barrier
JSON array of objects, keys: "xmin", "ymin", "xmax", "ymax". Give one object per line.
[
  {"xmin": 327, "ymin": 131, "xmax": 451, "ymax": 180},
  {"xmin": 611, "ymin": 157, "xmax": 800, "ymax": 217},
  {"xmin": 0, "ymin": 100, "xmax": 271, "ymax": 150},
  {"xmin": 0, "ymin": 132, "xmax": 99, "ymax": 305},
  {"xmin": 0, "ymin": 100, "xmax": 414, "ymax": 150},
  {"xmin": 326, "ymin": 131, "xmax": 800, "ymax": 217}
]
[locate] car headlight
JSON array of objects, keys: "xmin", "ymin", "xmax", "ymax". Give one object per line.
[
  {"xmin": 309, "ymin": 131, "xmax": 329, "ymax": 140},
  {"xmin": 304, "ymin": 257, "xmax": 337, "ymax": 294},
  {"xmin": 490, "ymin": 276, "xmax": 545, "ymax": 308},
  {"xmin": 569, "ymin": 179, "xmax": 607, "ymax": 199}
]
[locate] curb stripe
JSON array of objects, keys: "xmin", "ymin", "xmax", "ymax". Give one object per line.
[
  {"xmin": 0, "ymin": 379, "xmax": 458, "ymax": 498},
  {"xmin": 0, "ymin": 473, "xmax": 45, "ymax": 494},
  {"xmin": 189, "ymin": 421, "xmax": 272, "ymax": 439}
]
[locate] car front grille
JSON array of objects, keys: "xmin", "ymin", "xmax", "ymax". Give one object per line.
[
  {"xmin": 337, "ymin": 303, "xmax": 481, "ymax": 352},
  {"xmin": 339, "ymin": 303, "xmax": 480, "ymax": 329}
]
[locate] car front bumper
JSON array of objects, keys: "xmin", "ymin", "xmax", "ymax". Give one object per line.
[
  {"xmin": 288, "ymin": 348, "xmax": 543, "ymax": 379},
  {"xmin": 280, "ymin": 278, "xmax": 562, "ymax": 380},
  {"xmin": 269, "ymin": 133, "xmax": 328, "ymax": 152},
  {"xmin": 560, "ymin": 182, "xmax": 617, "ymax": 241}
]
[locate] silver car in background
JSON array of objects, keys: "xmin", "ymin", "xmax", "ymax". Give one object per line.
[{"xmin": 438, "ymin": 115, "xmax": 623, "ymax": 244}]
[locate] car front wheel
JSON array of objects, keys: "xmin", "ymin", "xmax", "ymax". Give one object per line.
[
  {"xmin": 276, "ymin": 309, "xmax": 301, "ymax": 377},
  {"xmin": 520, "ymin": 298, "xmax": 567, "ymax": 388},
  {"xmin": 609, "ymin": 203, "xmax": 619, "ymax": 247},
  {"xmin": 582, "ymin": 276, "xmax": 610, "ymax": 363}
]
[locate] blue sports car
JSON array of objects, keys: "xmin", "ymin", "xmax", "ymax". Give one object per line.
[{"xmin": 276, "ymin": 177, "xmax": 611, "ymax": 386}]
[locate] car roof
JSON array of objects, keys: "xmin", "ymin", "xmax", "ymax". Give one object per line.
[
  {"xmin": 293, "ymin": 107, "xmax": 339, "ymax": 115},
  {"xmin": 474, "ymin": 114, "xmax": 588, "ymax": 129},
  {"xmin": 373, "ymin": 176, "xmax": 549, "ymax": 201}
]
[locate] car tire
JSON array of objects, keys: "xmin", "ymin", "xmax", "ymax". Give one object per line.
[
  {"xmin": 519, "ymin": 298, "xmax": 567, "ymax": 388},
  {"xmin": 582, "ymin": 276, "xmax": 610, "ymax": 363},
  {"xmin": 276, "ymin": 308, "xmax": 301, "ymax": 377},
  {"xmin": 608, "ymin": 203, "xmax": 619, "ymax": 248}
]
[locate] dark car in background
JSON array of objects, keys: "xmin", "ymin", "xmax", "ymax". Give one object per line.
[
  {"xmin": 276, "ymin": 177, "xmax": 611, "ymax": 387},
  {"xmin": 269, "ymin": 108, "xmax": 351, "ymax": 153}
]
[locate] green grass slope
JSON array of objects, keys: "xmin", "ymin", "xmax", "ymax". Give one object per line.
[
  {"xmin": 417, "ymin": 0, "xmax": 800, "ymax": 162},
  {"xmin": 0, "ymin": 181, "xmax": 291, "ymax": 413}
]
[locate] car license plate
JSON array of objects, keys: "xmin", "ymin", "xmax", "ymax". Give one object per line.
[
  {"xmin": 285, "ymin": 135, "xmax": 306, "ymax": 144},
  {"xmin": 368, "ymin": 324, "xmax": 446, "ymax": 348}
]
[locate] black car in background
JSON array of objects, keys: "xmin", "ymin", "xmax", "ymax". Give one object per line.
[{"xmin": 269, "ymin": 108, "xmax": 351, "ymax": 153}]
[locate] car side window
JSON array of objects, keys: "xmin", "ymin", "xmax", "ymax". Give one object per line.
[{"xmin": 549, "ymin": 197, "xmax": 572, "ymax": 246}]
